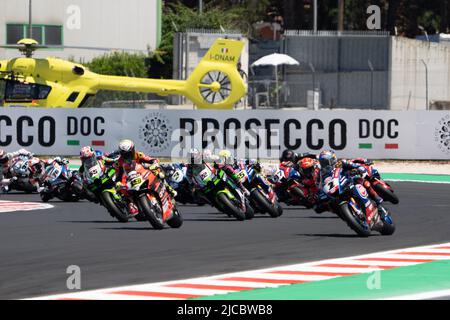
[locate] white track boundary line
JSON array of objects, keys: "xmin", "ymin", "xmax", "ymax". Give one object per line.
[
  {"xmin": 27, "ymin": 241, "xmax": 450, "ymax": 300},
  {"xmin": 0, "ymin": 200, "xmax": 53, "ymax": 213},
  {"xmin": 382, "ymin": 289, "xmax": 450, "ymax": 300},
  {"xmin": 385, "ymin": 179, "xmax": 450, "ymax": 184}
]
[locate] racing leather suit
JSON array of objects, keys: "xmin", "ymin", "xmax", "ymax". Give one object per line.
[
  {"xmin": 294, "ymin": 161, "xmax": 321, "ymax": 207},
  {"xmin": 0, "ymin": 149, "xmax": 34, "ymax": 191},
  {"xmin": 315, "ymin": 160, "xmax": 382, "ymax": 215}
]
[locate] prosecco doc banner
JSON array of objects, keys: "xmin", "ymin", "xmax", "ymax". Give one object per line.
[{"xmin": 0, "ymin": 108, "xmax": 449, "ymax": 159}]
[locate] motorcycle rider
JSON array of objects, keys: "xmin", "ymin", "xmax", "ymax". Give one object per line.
[
  {"xmin": 112, "ymin": 139, "xmax": 177, "ymax": 215},
  {"xmin": 314, "ymin": 150, "xmax": 383, "ymax": 216},
  {"xmin": 296, "ymin": 157, "xmax": 321, "ymax": 207},
  {"xmin": 0, "ymin": 148, "xmax": 35, "ymax": 192},
  {"xmin": 279, "ymin": 149, "xmax": 299, "ymax": 163},
  {"xmin": 214, "ymin": 150, "xmax": 250, "ymax": 196}
]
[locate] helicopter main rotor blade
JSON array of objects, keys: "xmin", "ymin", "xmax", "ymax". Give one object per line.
[
  {"xmin": 0, "ymin": 44, "xmax": 146, "ymax": 53},
  {"xmin": 0, "ymin": 45, "xmax": 49, "ymax": 49},
  {"xmin": 47, "ymin": 45, "xmax": 147, "ymax": 53}
]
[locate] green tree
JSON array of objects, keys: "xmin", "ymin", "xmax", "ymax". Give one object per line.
[
  {"xmin": 153, "ymin": 1, "xmax": 269, "ymax": 79},
  {"xmin": 83, "ymin": 51, "xmax": 149, "ymax": 107}
]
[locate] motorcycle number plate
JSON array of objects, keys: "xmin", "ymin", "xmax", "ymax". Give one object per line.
[
  {"xmin": 131, "ymin": 177, "xmax": 142, "ymax": 187},
  {"xmin": 88, "ymin": 165, "xmax": 100, "ymax": 177},
  {"xmin": 199, "ymin": 168, "xmax": 212, "ymax": 182},
  {"xmin": 324, "ymin": 177, "xmax": 339, "ymax": 195},
  {"xmin": 172, "ymin": 169, "xmax": 184, "ymax": 183},
  {"xmin": 48, "ymin": 165, "xmax": 62, "ymax": 181},
  {"xmin": 273, "ymin": 169, "xmax": 284, "ymax": 183},
  {"xmin": 236, "ymin": 170, "xmax": 247, "ymax": 182}
]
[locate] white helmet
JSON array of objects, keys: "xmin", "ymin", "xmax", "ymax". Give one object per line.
[{"xmin": 118, "ymin": 139, "xmax": 135, "ymax": 161}]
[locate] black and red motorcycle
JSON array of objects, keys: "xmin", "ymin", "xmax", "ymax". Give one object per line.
[{"xmin": 352, "ymin": 158, "xmax": 399, "ymax": 204}]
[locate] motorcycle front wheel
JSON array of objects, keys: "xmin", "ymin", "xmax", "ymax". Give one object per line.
[
  {"xmin": 250, "ymin": 189, "xmax": 280, "ymax": 218},
  {"xmin": 138, "ymin": 194, "xmax": 165, "ymax": 229},
  {"xmin": 378, "ymin": 207, "xmax": 396, "ymax": 236},
  {"xmin": 216, "ymin": 193, "xmax": 246, "ymax": 221},
  {"xmin": 339, "ymin": 202, "xmax": 371, "ymax": 237},
  {"xmin": 100, "ymin": 192, "xmax": 129, "ymax": 223}
]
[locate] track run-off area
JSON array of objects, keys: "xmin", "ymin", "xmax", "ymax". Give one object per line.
[{"xmin": 0, "ymin": 175, "xmax": 449, "ymax": 300}]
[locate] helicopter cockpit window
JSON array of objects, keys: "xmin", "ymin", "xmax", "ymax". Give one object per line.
[{"xmin": 4, "ymin": 81, "xmax": 52, "ymax": 102}]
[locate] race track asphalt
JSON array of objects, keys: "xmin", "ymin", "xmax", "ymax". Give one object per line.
[{"xmin": 0, "ymin": 181, "xmax": 449, "ymax": 300}]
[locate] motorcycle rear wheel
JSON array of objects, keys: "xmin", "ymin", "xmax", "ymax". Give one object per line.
[
  {"xmin": 167, "ymin": 209, "xmax": 183, "ymax": 228},
  {"xmin": 373, "ymin": 184, "xmax": 399, "ymax": 204},
  {"xmin": 244, "ymin": 199, "xmax": 255, "ymax": 220}
]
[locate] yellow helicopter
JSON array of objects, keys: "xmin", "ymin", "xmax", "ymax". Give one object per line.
[{"xmin": 0, "ymin": 38, "xmax": 247, "ymax": 109}]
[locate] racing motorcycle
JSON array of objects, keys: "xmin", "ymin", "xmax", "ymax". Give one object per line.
[
  {"xmin": 352, "ymin": 158, "xmax": 399, "ymax": 204},
  {"xmin": 235, "ymin": 160, "xmax": 282, "ymax": 217},
  {"xmin": 81, "ymin": 157, "xmax": 137, "ymax": 222},
  {"xmin": 8, "ymin": 155, "xmax": 40, "ymax": 193},
  {"xmin": 320, "ymin": 167, "xmax": 396, "ymax": 237},
  {"xmin": 123, "ymin": 162, "xmax": 183, "ymax": 229},
  {"xmin": 192, "ymin": 163, "xmax": 254, "ymax": 221},
  {"xmin": 40, "ymin": 160, "xmax": 84, "ymax": 202},
  {"xmin": 271, "ymin": 162, "xmax": 310, "ymax": 207},
  {"xmin": 163, "ymin": 163, "xmax": 206, "ymax": 206}
]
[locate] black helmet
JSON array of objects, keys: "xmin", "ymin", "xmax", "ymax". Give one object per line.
[{"xmin": 280, "ymin": 149, "xmax": 297, "ymax": 163}]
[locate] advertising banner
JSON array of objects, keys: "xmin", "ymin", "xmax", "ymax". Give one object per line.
[{"xmin": 0, "ymin": 108, "xmax": 449, "ymax": 160}]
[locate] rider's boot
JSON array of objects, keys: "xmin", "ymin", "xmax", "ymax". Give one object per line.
[{"xmin": 127, "ymin": 202, "xmax": 139, "ymax": 217}]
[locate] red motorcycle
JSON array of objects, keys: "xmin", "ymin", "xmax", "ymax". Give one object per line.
[
  {"xmin": 121, "ymin": 162, "xmax": 183, "ymax": 229},
  {"xmin": 352, "ymin": 158, "xmax": 399, "ymax": 204},
  {"xmin": 272, "ymin": 161, "xmax": 310, "ymax": 206}
]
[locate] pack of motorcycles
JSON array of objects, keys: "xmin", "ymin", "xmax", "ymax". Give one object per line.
[{"xmin": 1, "ymin": 152, "xmax": 398, "ymax": 237}]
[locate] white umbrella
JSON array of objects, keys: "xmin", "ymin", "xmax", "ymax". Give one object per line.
[{"xmin": 251, "ymin": 53, "xmax": 300, "ymax": 108}]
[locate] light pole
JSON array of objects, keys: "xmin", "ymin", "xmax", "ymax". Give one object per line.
[
  {"xmin": 338, "ymin": 0, "xmax": 344, "ymax": 32},
  {"xmin": 421, "ymin": 59, "xmax": 429, "ymax": 110},
  {"xmin": 313, "ymin": 0, "xmax": 318, "ymax": 33},
  {"xmin": 418, "ymin": 25, "xmax": 430, "ymax": 47},
  {"xmin": 28, "ymin": 0, "xmax": 32, "ymax": 39},
  {"xmin": 368, "ymin": 59, "xmax": 374, "ymax": 108},
  {"xmin": 199, "ymin": 0, "xmax": 203, "ymax": 14}
]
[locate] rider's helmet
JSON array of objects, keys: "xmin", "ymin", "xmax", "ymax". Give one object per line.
[
  {"xmin": 188, "ymin": 148, "xmax": 202, "ymax": 165},
  {"xmin": 202, "ymin": 149, "xmax": 213, "ymax": 162},
  {"xmin": 28, "ymin": 158, "xmax": 43, "ymax": 177},
  {"xmin": 318, "ymin": 150, "xmax": 337, "ymax": 171},
  {"xmin": 80, "ymin": 146, "xmax": 96, "ymax": 160},
  {"xmin": 118, "ymin": 139, "xmax": 136, "ymax": 162},
  {"xmin": 280, "ymin": 149, "xmax": 297, "ymax": 163},
  {"xmin": 352, "ymin": 157, "xmax": 367, "ymax": 164},
  {"xmin": 298, "ymin": 157, "xmax": 316, "ymax": 178},
  {"xmin": 218, "ymin": 149, "xmax": 232, "ymax": 164}
]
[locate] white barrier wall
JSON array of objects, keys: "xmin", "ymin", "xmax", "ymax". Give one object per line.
[
  {"xmin": 390, "ymin": 37, "xmax": 450, "ymax": 111},
  {"xmin": 0, "ymin": 109, "xmax": 449, "ymax": 160}
]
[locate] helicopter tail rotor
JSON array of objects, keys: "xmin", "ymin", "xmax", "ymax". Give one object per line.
[{"xmin": 184, "ymin": 38, "xmax": 247, "ymax": 110}]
